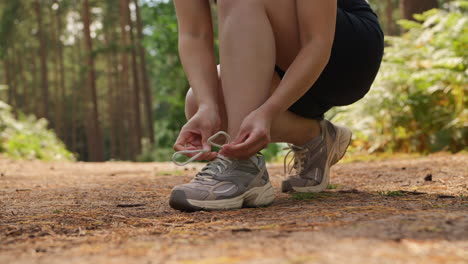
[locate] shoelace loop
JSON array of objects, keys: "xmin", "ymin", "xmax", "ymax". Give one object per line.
[
  {"xmin": 283, "ymin": 144, "xmax": 309, "ymax": 177},
  {"xmin": 172, "ymin": 131, "xmax": 231, "ymax": 166}
]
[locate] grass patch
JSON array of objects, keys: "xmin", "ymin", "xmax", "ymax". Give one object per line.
[
  {"xmin": 341, "ymin": 152, "xmax": 422, "ymax": 163},
  {"xmin": 156, "ymin": 170, "xmax": 185, "ymax": 176},
  {"xmin": 327, "ymin": 184, "xmax": 339, "ymax": 189},
  {"xmin": 290, "ymin": 192, "xmax": 336, "ymax": 200},
  {"xmin": 377, "ymin": 190, "xmax": 406, "ymax": 197},
  {"xmin": 291, "ymin": 193, "xmax": 321, "ymax": 200}
]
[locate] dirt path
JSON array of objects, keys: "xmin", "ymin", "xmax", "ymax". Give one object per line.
[{"xmin": 1, "ymin": 153, "xmax": 467, "ymax": 264}]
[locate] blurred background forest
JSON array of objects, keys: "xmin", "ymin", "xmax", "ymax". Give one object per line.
[{"xmin": 0, "ymin": 0, "xmax": 466, "ymax": 162}]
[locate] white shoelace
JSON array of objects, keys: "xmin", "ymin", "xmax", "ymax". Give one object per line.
[
  {"xmin": 283, "ymin": 144, "xmax": 309, "ymax": 177},
  {"xmin": 172, "ymin": 131, "xmax": 231, "ymax": 166},
  {"xmin": 172, "ymin": 131, "xmax": 232, "ymax": 181}
]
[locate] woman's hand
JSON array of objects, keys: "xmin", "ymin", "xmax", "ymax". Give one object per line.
[
  {"xmin": 173, "ymin": 106, "xmax": 221, "ymax": 161},
  {"xmin": 220, "ymin": 109, "xmax": 273, "ymax": 159}
]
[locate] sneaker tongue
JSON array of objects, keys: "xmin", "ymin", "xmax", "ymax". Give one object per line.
[
  {"xmin": 197, "ymin": 161, "xmax": 221, "ymax": 178},
  {"xmin": 197, "ymin": 155, "xmax": 230, "ymax": 177}
]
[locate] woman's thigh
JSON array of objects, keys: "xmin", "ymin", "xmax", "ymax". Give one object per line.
[
  {"xmin": 300, "ymin": 12, "xmax": 382, "ymax": 103},
  {"xmin": 276, "ymin": 7, "xmax": 385, "ymax": 119},
  {"xmin": 263, "ymin": 1, "xmax": 383, "ymax": 119}
]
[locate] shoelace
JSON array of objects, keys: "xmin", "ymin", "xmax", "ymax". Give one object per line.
[
  {"xmin": 172, "ymin": 131, "xmax": 231, "ymax": 166},
  {"xmin": 172, "ymin": 131, "xmax": 232, "ymax": 182},
  {"xmin": 283, "ymin": 143, "xmax": 309, "ymax": 177}
]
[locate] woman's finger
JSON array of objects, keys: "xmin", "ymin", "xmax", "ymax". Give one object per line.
[
  {"xmin": 174, "ymin": 132, "xmax": 193, "ymax": 150},
  {"xmin": 224, "ymin": 132, "xmax": 263, "ymax": 151},
  {"xmin": 173, "ymin": 140, "xmax": 199, "ymax": 151},
  {"xmin": 196, "ymin": 152, "xmax": 211, "ymax": 161},
  {"xmin": 174, "ymin": 132, "xmax": 204, "ymax": 150},
  {"xmin": 174, "ymin": 143, "xmax": 194, "ymax": 152},
  {"xmin": 224, "ymin": 138, "xmax": 267, "ymax": 158},
  {"xmin": 222, "ymin": 132, "xmax": 266, "ymax": 157},
  {"xmin": 199, "ymin": 152, "xmax": 217, "ymax": 161},
  {"xmin": 208, "ymin": 152, "xmax": 218, "ymax": 160},
  {"xmin": 230, "ymin": 131, "xmax": 249, "ymax": 145}
]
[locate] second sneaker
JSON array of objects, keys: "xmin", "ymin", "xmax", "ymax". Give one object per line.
[{"xmin": 282, "ymin": 119, "xmax": 352, "ymax": 193}]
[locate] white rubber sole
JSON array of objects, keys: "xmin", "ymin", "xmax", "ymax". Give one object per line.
[
  {"xmin": 187, "ymin": 182, "xmax": 275, "ymax": 210},
  {"xmin": 292, "ymin": 125, "xmax": 352, "ymax": 193}
]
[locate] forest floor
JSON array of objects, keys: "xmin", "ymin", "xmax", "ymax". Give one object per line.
[{"xmin": 0, "ymin": 153, "xmax": 467, "ymax": 264}]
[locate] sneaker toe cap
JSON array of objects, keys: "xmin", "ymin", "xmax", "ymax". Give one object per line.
[
  {"xmin": 169, "ymin": 189, "xmax": 203, "ymax": 212},
  {"xmin": 281, "ymin": 180, "xmax": 294, "ymax": 193}
]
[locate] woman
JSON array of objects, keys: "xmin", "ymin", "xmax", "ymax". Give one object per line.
[{"xmin": 170, "ymin": 0, "xmax": 384, "ymax": 211}]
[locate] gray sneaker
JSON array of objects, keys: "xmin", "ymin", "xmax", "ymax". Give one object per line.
[
  {"xmin": 281, "ymin": 120, "xmax": 352, "ymax": 193},
  {"xmin": 169, "ymin": 154, "xmax": 275, "ymax": 211}
]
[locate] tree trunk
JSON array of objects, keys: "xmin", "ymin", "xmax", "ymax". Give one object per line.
[
  {"xmin": 55, "ymin": 7, "xmax": 66, "ymax": 141},
  {"xmin": 51, "ymin": 15, "xmax": 61, "ymax": 135},
  {"xmin": 3, "ymin": 60, "xmax": 12, "ymax": 106},
  {"xmin": 16, "ymin": 48, "xmax": 27, "ymax": 114},
  {"xmin": 10, "ymin": 52, "xmax": 18, "ymax": 116},
  {"xmin": 104, "ymin": 30, "xmax": 117, "ymax": 159},
  {"xmin": 71, "ymin": 37, "xmax": 83, "ymax": 154},
  {"xmin": 112, "ymin": 31, "xmax": 125, "ymax": 160},
  {"xmin": 107, "ymin": 54, "xmax": 117, "ymax": 159},
  {"xmin": 127, "ymin": 2, "xmax": 142, "ymax": 155},
  {"xmin": 385, "ymin": 0, "xmax": 395, "ymax": 35},
  {"xmin": 119, "ymin": 0, "xmax": 132, "ymax": 160},
  {"xmin": 34, "ymin": 0, "xmax": 50, "ymax": 120},
  {"xmin": 134, "ymin": 0, "xmax": 155, "ymax": 144},
  {"xmin": 400, "ymin": 0, "xmax": 438, "ymax": 20},
  {"xmin": 82, "ymin": 0, "xmax": 104, "ymax": 161},
  {"xmin": 26, "ymin": 53, "xmax": 35, "ymax": 115},
  {"xmin": 30, "ymin": 51, "xmax": 39, "ymax": 116}
]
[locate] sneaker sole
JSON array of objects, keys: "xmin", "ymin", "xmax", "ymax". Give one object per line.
[
  {"xmin": 170, "ymin": 182, "xmax": 275, "ymax": 211},
  {"xmin": 291, "ymin": 125, "xmax": 352, "ymax": 193}
]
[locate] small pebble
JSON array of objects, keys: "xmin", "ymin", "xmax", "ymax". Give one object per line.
[{"xmin": 424, "ymin": 174, "xmax": 432, "ymax": 181}]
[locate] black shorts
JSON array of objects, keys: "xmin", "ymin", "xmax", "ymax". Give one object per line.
[{"xmin": 276, "ymin": 0, "xmax": 384, "ymax": 119}]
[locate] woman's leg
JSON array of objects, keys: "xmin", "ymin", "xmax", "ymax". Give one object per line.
[
  {"xmin": 217, "ymin": 0, "xmax": 276, "ymax": 138},
  {"xmin": 185, "ymin": 0, "xmax": 321, "ymax": 147}
]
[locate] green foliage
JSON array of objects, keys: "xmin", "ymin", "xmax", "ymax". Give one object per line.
[
  {"xmin": 261, "ymin": 143, "xmax": 286, "ymax": 162},
  {"xmin": 0, "ymin": 100, "xmax": 74, "ymax": 161},
  {"xmin": 377, "ymin": 190, "xmax": 406, "ymax": 197},
  {"xmin": 333, "ymin": 1, "xmax": 468, "ymax": 153},
  {"xmin": 290, "ymin": 192, "xmax": 322, "ymax": 200},
  {"xmin": 290, "ymin": 192, "xmax": 336, "ymax": 200}
]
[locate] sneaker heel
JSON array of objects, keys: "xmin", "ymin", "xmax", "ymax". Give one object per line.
[{"xmin": 332, "ymin": 126, "xmax": 352, "ymax": 165}]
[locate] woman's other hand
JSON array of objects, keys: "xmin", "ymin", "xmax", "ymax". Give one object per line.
[
  {"xmin": 220, "ymin": 109, "xmax": 273, "ymax": 159},
  {"xmin": 173, "ymin": 106, "xmax": 221, "ymax": 161}
]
